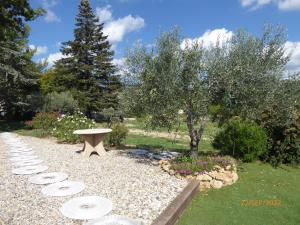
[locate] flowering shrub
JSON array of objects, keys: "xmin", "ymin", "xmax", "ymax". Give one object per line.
[
  {"xmin": 171, "ymin": 155, "xmax": 235, "ymax": 176},
  {"xmin": 32, "ymin": 112, "xmax": 58, "ymax": 132},
  {"xmin": 52, "ymin": 112, "xmax": 96, "ymax": 143}
]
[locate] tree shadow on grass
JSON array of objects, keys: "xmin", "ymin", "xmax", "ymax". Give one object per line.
[{"xmin": 0, "ymin": 120, "xmax": 30, "ymax": 132}]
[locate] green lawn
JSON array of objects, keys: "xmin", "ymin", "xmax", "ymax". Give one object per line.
[
  {"xmin": 177, "ymin": 162, "xmax": 300, "ymax": 225},
  {"xmin": 123, "ymin": 134, "xmax": 217, "ymax": 153},
  {"xmin": 123, "ymin": 118, "xmax": 220, "ymax": 153}
]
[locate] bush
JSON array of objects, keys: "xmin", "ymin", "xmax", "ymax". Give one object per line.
[
  {"xmin": 213, "ymin": 118, "xmax": 268, "ymax": 162},
  {"xmin": 105, "ymin": 123, "xmax": 128, "ymax": 147},
  {"xmin": 52, "ymin": 112, "xmax": 96, "ymax": 143},
  {"xmin": 32, "ymin": 112, "xmax": 57, "ymax": 130},
  {"xmin": 260, "ymin": 107, "xmax": 300, "ymax": 166},
  {"xmin": 43, "ymin": 91, "xmax": 78, "ymax": 114}
]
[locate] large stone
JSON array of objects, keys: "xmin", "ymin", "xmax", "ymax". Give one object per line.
[
  {"xmin": 215, "ymin": 173, "xmax": 228, "ymax": 181},
  {"xmin": 213, "ymin": 165, "xmax": 222, "ymax": 171},
  {"xmin": 196, "ymin": 174, "xmax": 212, "ymax": 181},
  {"xmin": 210, "ymin": 180, "xmax": 223, "ymax": 189},
  {"xmin": 199, "ymin": 181, "xmax": 211, "ymax": 191},
  {"xmin": 232, "ymin": 172, "xmax": 238, "ymax": 183},
  {"xmin": 225, "ymin": 165, "xmax": 232, "ymax": 171},
  {"xmin": 162, "ymin": 165, "xmax": 170, "ymax": 172},
  {"xmin": 222, "ymin": 176, "xmax": 234, "ymax": 186}
]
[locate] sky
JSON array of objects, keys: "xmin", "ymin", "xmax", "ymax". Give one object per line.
[{"xmin": 28, "ymin": 0, "xmax": 300, "ymax": 73}]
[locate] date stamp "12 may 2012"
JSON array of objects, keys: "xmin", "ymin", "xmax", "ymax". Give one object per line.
[{"xmin": 240, "ymin": 199, "xmax": 282, "ymax": 206}]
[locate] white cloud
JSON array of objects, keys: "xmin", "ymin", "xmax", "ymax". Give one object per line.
[
  {"xmin": 181, "ymin": 28, "xmax": 233, "ymax": 49},
  {"xmin": 29, "ymin": 45, "xmax": 48, "ymax": 55},
  {"xmin": 42, "ymin": 0, "xmax": 61, "ymax": 22},
  {"xmin": 42, "ymin": 52, "xmax": 66, "ymax": 66},
  {"xmin": 113, "ymin": 58, "xmax": 128, "ymax": 75},
  {"xmin": 240, "ymin": 0, "xmax": 300, "ymax": 11},
  {"xmin": 96, "ymin": 5, "xmax": 113, "ymax": 23},
  {"xmin": 113, "ymin": 58, "xmax": 125, "ymax": 68},
  {"xmin": 45, "ymin": 10, "xmax": 60, "ymax": 22},
  {"xmin": 285, "ymin": 41, "xmax": 300, "ymax": 73},
  {"xmin": 96, "ymin": 5, "xmax": 145, "ymax": 45}
]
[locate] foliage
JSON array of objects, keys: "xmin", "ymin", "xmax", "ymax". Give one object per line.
[
  {"xmin": 171, "ymin": 155, "xmax": 235, "ymax": 176},
  {"xmin": 259, "ymin": 76, "xmax": 300, "ymax": 166},
  {"xmin": 105, "ymin": 123, "xmax": 128, "ymax": 147},
  {"xmin": 207, "ymin": 25, "xmax": 289, "ymax": 124},
  {"xmin": 43, "ymin": 91, "xmax": 78, "ymax": 114},
  {"xmin": 52, "ymin": 112, "xmax": 96, "ymax": 143},
  {"xmin": 40, "ymin": 68, "xmax": 58, "ymax": 94},
  {"xmin": 54, "ymin": 0, "xmax": 121, "ymax": 117},
  {"xmin": 0, "ymin": 0, "xmax": 44, "ymax": 120},
  {"xmin": 124, "ymin": 28, "xmax": 209, "ymax": 156},
  {"xmin": 32, "ymin": 112, "xmax": 57, "ymax": 130},
  {"xmin": 213, "ymin": 118, "xmax": 268, "ymax": 162}
]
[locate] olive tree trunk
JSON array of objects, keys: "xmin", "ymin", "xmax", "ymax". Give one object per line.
[{"xmin": 186, "ymin": 109, "xmax": 206, "ymax": 157}]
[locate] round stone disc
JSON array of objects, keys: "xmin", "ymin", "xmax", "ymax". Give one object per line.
[
  {"xmin": 12, "ymin": 165, "xmax": 48, "ymax": 175},
  {"xmin": 10, "ymin": 149, "xmax": 32, "ymax": 153},
  {"xmin": 9, "ymin": 152, "xmax": 35, "ymax": 157},
  {"xmin": 9, "ymin": 156, "xmax": 39, "ymax": 162},
  {"xmin": 60, "ymin": 196, "xmax": 113, "ymax": 220},
  {"xmin": 13, "ymin": 159, "xmax": 43, "ymax": 167},
  {"xmin": 29, "ymin": 172, "xmax": 68, "ymax": 185},
  {"xmin": 86, "ymin": 215, "xmax": 142, "ymax": 225},
  {"xmin": 42, "ymin": 180, "xmax": 85, "ymax": 197}
]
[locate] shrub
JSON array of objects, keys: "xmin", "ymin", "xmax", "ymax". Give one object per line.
[
  {"xmin": 259, "ymin": 107, "xmax": 300, "ymax": 166},
  {"xmin": 32, "ymin": 112, "xmax": 57, "ymax": 131},
  {"xmin": 43, "ymin": 91, "xmax": 78, "ymax": 114},
  {"xmin": 213, "ymin": 118, "xmax": 268, "ymax": 162},
  {"xmin": 105, "ymin": 123, "xmax": 128, "ymax": 147},
  {"xmin": 52, "ymin": 112, "xmax": 96, "ymax": 143}
]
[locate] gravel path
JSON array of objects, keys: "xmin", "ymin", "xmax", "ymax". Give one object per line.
[{"xmin": 0, "ymin": 132, "xmax": 187, "ymax": 225}]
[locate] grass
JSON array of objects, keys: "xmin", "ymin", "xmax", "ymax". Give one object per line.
[
  {"xmin": 123, "ymin": 118, "xmax": 220, "ymax": 153},
  {"xmin": 177, "ymin": 162, "xmax": 300, "ymax": 225},
  {"xmin": 123, "ymin": 134, "xmax": 217, "ymax": 153}
]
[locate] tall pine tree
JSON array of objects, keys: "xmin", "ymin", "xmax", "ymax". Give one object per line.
[
  {"xmin": 56, "ymin": 0, "xmax": 121, "ymax": 117},
  {"xmin": 0, "ymin": 0, "xmax": 43, "ymax": 120}
]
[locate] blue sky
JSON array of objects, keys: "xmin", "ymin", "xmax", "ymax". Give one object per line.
[{"xmin": 28, "ymin": 0, "xmax": 300, "ymax": 72}]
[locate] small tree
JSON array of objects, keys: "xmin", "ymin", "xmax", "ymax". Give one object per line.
[{"xmin": 125, "ymin": 29, "xmax": 209, "ymax": 156}]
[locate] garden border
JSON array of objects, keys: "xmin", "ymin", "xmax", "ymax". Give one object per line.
[{"xmin": 151, "ymin": 180, "xmax": 200, "ymax": 225}]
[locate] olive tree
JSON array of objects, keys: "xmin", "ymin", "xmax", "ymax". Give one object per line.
[
  {"xmin": 124, "ymin": 29, "xmax": 209, "ymax": 156},
  {"xmin": 207, "ymin": 25, "xmax": 289, "ymax": 124}
]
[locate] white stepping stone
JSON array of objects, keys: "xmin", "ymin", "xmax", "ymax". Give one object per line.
[
  {"xmin": 13, "ymin": 159, "xmax": 43, "ymax": 167},
  {"xmin": 10, "ymin": 148, "xmax": 32, "ymax": 152},
  {"xmin": 9, "ymin": 156, "xmax": 39, "ymax": 162},
  {"xmin": 86, "ymin": 215, "xmax": 143, "ymax": 225},
  {"xmin": 9, "ymin": 152, "xmax": 35, "ymax": 157},
  {"xmin": 60, "ymin": 196, "xmax": 113, "ymax": 220},
  {"xmin": 42, "ymin": 181, "xmax": 85, "ymax": 197},
  {"xmin": 29, "ymin": 172, "xmax": 68, "ymax": 185},
  {"xmin": 12, "ymin": 165, "xmax": 48, "ymax": 175}
]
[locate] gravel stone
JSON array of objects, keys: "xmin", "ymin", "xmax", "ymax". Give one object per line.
[{"xmin": 0, "ymin": 133, "xmax": 187, "ymax": 225}]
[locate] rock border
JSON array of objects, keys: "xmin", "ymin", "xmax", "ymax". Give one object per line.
[{"xmin": 159, "ymin": 160, "xmax": 238, "ymax": 191}]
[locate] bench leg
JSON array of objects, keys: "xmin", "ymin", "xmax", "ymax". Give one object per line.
[{"xmin": 82, "ymin": 134, "xmax": 106, "ymax": 157}]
